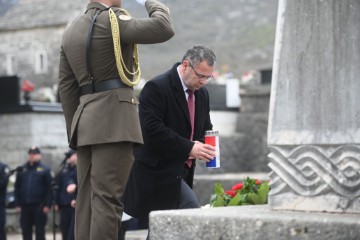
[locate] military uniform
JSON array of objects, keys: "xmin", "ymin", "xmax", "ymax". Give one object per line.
[
  {"xmin": 58, "ymin": 0, "xmax": 174, "ymax": 239},
  {"xmin": 55, "ymin": 163, "xmax": 76, "ymax": 240},
  {"xmin": 14, "ymin": 160, "xmax": 52, "ymax": 240}
]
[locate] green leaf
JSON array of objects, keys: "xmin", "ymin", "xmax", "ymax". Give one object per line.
[
  {"xmin": 214, "ymin": 183, "xmax": 225, "ymax": 195},
  {"xmin": 210, "ymin": 194, "xmax": 217, "ymax": 202},
  {"xmin": 209, "ymin": 194, "xmax": 217, "ymax": 206},
  {"xmin": 247, "ymin": 192, "xmax": 260, "ymax": 204},
  {"xmin": 257, "ymin": 182, "xmax": 270, "ymax": 204},
  {"xmin": 239, "ymin": 193, "xmax": 247, "ymax": 203},
  {"xmin": 212, "ymin": 195, "xmax": 225, "ymax": 207},
  {"xmin": 227, "ymin": 192, "xmax": 241, "ymax": 206},
  {"xmin": 209, "ymin": 178, "xmax": 270, "ymax": 207}
]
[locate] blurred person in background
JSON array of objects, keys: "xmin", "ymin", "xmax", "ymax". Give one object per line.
[
  {"xmin": 55, "ymin": 150, "xmax": 77, "ymax": 240},
  {"xmin": 14, "ymin": 146, "xmax": 53, "ymax": 240},
  {"xmin": 0, "ymin": 161, "xmax": 9, "ymax": 240}
]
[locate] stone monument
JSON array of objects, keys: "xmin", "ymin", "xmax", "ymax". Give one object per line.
[{"xmin": 267, "ymin": 0, "xmax": 360, "ymax": 214}]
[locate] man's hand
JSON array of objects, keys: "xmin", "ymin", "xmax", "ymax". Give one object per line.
[
  {"xmin": 189, "ymin": 141, "xmax": 216, "ymax": 162},
  {"xmin": 71, "ymin": 200, "xmax": 76, "ymax": 208},
  {"xmin": 67, "ymin": 183, "xmax": 77, "ymax": 193},
  {"xmin": 43, "ymin": 206, "xmax": 49, "ymax": 214},
  {"xmin": 54, "ymin": 204, "xmax": 59, "ymax": 211},
  {"xmin": 134, "ymin": 0, "xmax": 147, "ymax": 6}
]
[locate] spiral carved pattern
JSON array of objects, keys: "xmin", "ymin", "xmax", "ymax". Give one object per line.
[{"xmin": 268, "ymin": 145, "xmax": 360, "ymax": 198}]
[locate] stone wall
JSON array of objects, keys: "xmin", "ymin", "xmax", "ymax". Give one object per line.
[
  {"xmin": 0, "ymin": 107, "xmax": 68, "ymax": 170},
  {"xmin": 196, "ymin": 84, "xmax": 271, "ymax": 175},
  {"xmin": 0, "ymin": 26, "xmax": 66, "ymax": 88}
]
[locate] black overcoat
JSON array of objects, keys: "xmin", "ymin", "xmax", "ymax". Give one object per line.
[{"xmin": 124, "ymin": 63, "xmax": 213, "ymax": 219}]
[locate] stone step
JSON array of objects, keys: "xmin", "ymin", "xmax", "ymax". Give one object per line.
[
  {"xmin": 125, "ymin": 230, "xmax": 148, "ymax": 240},
  {"xmin": 149, "ymin": 205, "xmax": 360, "ymax": 240}
]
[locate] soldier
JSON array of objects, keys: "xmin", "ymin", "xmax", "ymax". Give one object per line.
[
  {"xmin": 54, "ymin": 150, "xmax": 77, "ymax": 240},
  {"xmin": 58, "ymin": 0, "xmax": 174, "ymax": 239},
  {"xmin": 14, "ymin": 146, "xmax": 53, "ymax": 240},
  {"xmin": 0, "ymin": 162, "xmax": 9, "ymax": 240}
]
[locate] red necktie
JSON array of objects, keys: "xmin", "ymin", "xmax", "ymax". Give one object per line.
[{"xmin": 186, "ymin": 89, "xmax": 195, "ymax": 168}]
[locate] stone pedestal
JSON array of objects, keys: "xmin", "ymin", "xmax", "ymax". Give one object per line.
[{"xmin": 268, "ymin": 0, "xmax": 360, "ymax": 213}]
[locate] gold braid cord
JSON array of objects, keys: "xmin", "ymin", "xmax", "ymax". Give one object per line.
[{"xmin": 109, "ymin": 8, "xmax": 141, "ymax": 87}]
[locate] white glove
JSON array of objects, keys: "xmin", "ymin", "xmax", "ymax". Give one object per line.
[{"xmin": 134, "ymin": 0, "xmax": 147, "ymax": 6}]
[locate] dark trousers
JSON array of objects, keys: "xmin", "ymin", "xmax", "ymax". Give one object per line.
[
  {"xmin": 67, "ymin": 211, "xmax": 75, "ymax": 240},
  {"xmin": 179, "ymin": 165, "xmax": 200, "ymax": 209},
  {"xmin": 0, "ymin": 205, "xmax": 6, "ymax": 240},
  {"xmin": 118, "ymin": 218, "xmax": 139, "ymax": 240},
  {"xmin": 60, "ymin": 206, "xmax": 75, "ymax": 240},
  {"xmin": 141, "ymin": 166, "xmax": 200, "ymax": 240},
  {"xmin": 20, "ymin": 205, "xmax": 47, "ymax": 240}
]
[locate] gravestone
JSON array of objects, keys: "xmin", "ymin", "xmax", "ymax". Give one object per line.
[{"xmin": 0, "ymin": 76, "xmax": 20, "ymax": 107}]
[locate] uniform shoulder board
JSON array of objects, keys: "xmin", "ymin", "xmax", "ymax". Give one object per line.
[
  {"xmin": 118, "ymin": 8, "xmax": 132, "ymax": 21},
  {"xmin": 119, "ymin": 15, "xmax": 132, "ymax": 21}
]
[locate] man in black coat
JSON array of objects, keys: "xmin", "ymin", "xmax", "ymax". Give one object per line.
[{"xmin": 124, "ymin": 46, "xmax": 217, "ymax": 229}]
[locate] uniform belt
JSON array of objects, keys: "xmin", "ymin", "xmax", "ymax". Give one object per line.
[{"xmin": 80, "ymin": 78, "xmax": 131, "ymax": 96}]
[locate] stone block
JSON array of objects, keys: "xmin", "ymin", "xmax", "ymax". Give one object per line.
[{"xmin": 150, "ymin": 205, "xmax": 360, "ymax": 240}]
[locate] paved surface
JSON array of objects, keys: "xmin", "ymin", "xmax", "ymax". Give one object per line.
[
  {"xmin": 6, "ymin": 230, "xmax": 147, "ymax": 240},
  {"xmin": 7, "ymin": 232, "xmax": 61, "ymax": 240}
]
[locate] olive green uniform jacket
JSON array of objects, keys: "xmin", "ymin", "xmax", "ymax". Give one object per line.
[{"xmin": 59, "ymin": 0, "xmax": 174, "ymax": 149}]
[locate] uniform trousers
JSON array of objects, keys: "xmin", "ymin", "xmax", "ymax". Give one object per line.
[
  {"xmin": 20, "ymin": 204, "xmax": 47, "ymax": 240},
  {"xmin": 76, "ymin": 142, "xmax": 134, "ymax": 240},
  {"xmin": 67, "ymin": 211, "xmax": 75, "ymax": 240},
  {"xmin": 0, "ymin": 205, "xmax": 6, "ymax": 240},
  {"xmin": 59, "ymin": 206, "xmax": 74, "ymax": 240}
]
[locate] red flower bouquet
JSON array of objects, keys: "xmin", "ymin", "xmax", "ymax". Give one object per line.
[
  {"xmin": 210, "ymin": 177, "xmax": 270, "ymax": 207},
  {"xmin": 22, "ymin": 79, "xmax": 35, "ymax": 104},
  {"xmin": 22, "ymin": 79, "xmax": 35, "ymax": 92}
]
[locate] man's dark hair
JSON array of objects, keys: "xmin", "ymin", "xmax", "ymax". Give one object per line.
[{"xmin": 182, "ymin": 46, "xmax": 216, "ymax": 67}]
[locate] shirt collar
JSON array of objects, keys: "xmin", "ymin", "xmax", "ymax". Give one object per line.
[{"xmin": 177, "ymin": 65, "xmax": 188, "ymax": 93}]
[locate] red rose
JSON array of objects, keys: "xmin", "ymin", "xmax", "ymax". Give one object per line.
[
  {"xmin": 22, "ymin": 79, "xmax": 35, "ymax": 92},
  {"xmin": 225, "ymin": 190, "xmax": 236, "ymax": 198},
  {"xmin": 255, "ymin": 179, "xmax": 262, "ymax": 185},
  {"xmin": 231, "ymin": 183, "xmax": 244, "ymax": 191}
]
